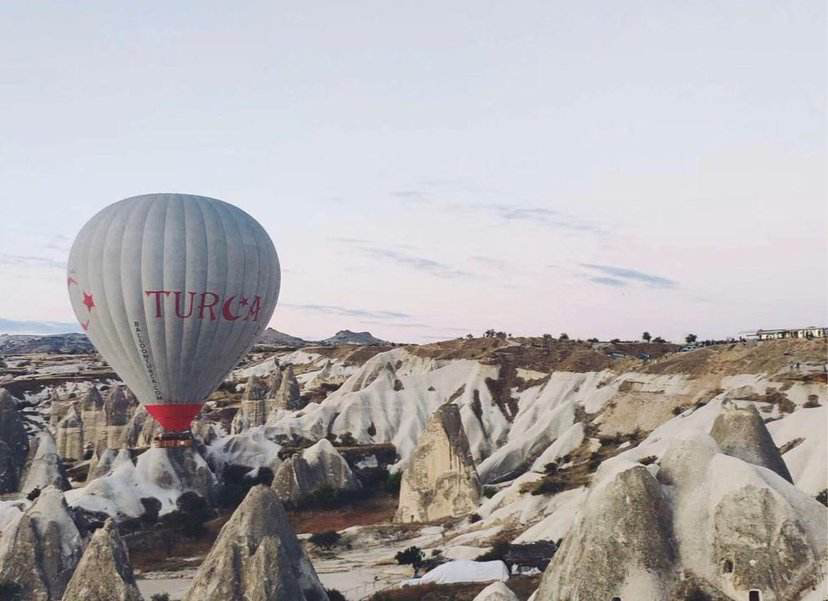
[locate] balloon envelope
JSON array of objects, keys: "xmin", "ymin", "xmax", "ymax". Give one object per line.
[{"xmin": 67, "ymin": 193, "xmax": 280, "ymax": 432}]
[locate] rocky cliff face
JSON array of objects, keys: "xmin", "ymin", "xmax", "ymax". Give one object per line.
[
  {"xmin": 710, "ymin": 403, "xmax": 793, "ymax": 482},
  {"xmin": 55, "ymin": 404, "xmax": 84, "ymax": 461},
  {"xmin": 0, "ymin": 487, "xmax": 85, "ymax": 601},
  {"xmin": 472, "ymin": 582, "xmax": 520, "ymax": 601},
  {"xmin": 396, "ymin": 403, "xmax": 481, "ymax": 523},
  {"xmin": 60, "ymin": 519, "xmax": 142, "ymax": 601},
  {"xmin": 272, "ymin": 438, "xmax": 360, "ymax": 504},
  {"xmin": 183, "ymin": 485, "xmax": 328, "ymax": 601},
  {"xmin": 0, "ymin": 388, "xmax": 30, "ymax": 493},
  {"xmin": 271, "ymin": 365, "xmax": 302, "ymax": 412}
]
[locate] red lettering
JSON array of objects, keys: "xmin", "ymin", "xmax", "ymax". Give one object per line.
[
  {"xmin": 145, "ymin": 290, "xmax": 171, "ymax": 317},
  {"xmin": 222, "ymin": 296, "xmax": 240, "ymax": 321},
  {"xmin": 174, "ymin": 291, "xmax": 196, "ymax": 318},
  {"xmin": 245, "ymin": 296, "xmax": 262, "ymax": 321},
  {"xmin": 198, "ymin": 292, "xmax": 220, "ymax": 320}
]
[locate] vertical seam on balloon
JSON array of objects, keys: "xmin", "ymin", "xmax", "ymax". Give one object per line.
[
  {"xmin": 169, "ymin": 197, "xmax": 186, "ymax": 403},
  {"xmin": 196, "ymin": 199, "xmax": 230, "ymax": 392},
  {"xmin": 186, "ymin": 198, "xmax": 211, "ymax": 400}
]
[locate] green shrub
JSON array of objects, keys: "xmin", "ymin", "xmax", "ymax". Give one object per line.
[
  {"xmin": 309, "ymin": 530, "xmax": 341, "ymax": 549},
  {"xmin": 817, "ymin": 489, "xmax": 828, "ymax": 507},
  {"xmin": 395, "ymin": 546, "xmax": 425, "ymax": 575},
  {"xmin": 326, "ymin": 590, "xmax": 347, "ymax": 601}
]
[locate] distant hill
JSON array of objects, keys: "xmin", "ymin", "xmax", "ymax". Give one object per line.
[
  {"xmin": 0, "ymin": 333, "xmax": 94, "ymax": 354},
  {"xmin": 255, "ymin": 328, "xmax": 309, "ymax": 347},
  {"xmin": 320, "ymin": 330, "xmax": 387, "ymax": 346},
  {"xmin": 0, "ymin": 319, "xmax": 82, "ymax": 335}
]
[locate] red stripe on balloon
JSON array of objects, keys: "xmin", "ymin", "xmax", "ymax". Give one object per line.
[{"xmin": 145, "ymin": 403, "xmax": 203, "ymax": 432}]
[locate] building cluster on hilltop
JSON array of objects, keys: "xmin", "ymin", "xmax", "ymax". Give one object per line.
[{"xmin": 747, "ymin": 326, "xmax": 826, "ymax": 341}]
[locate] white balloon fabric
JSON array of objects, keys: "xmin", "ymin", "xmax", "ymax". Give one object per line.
[{"xmin": 67, "ymin": 193, "xmax": 280, "ymax": 432}]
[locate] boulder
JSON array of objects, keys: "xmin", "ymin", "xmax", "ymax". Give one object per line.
[
  {"xmin": 183, "ymin": 485, "xmax": 328, "ymax": 601},
  {"xmin": 0, "ymin": 388, "xmax": 29, "ymax": 493},
  {"xmin": 61, "ymin": 519, "xmax": 142, "ymax": 601},
  {"xmin": 272, "ymin": 438, "xmax": 360, "ymax": 504},
  {"xmin": 472, "ymin": 582, "xmax": 520, "ymax": 601},
  {"xmin": 0, "ymin": 487, "xmax": 85, "ymax": 601},
  {"xmin": 396, "ymin": 403, "xmax": 481, "ymax": 523},
  {"xmin": 710, "ymin": 403, "xmax": 793, "ymax": 482},
  {"xmin": 21, "ymin": 431, "xmax": 71, "ymax": 495}
]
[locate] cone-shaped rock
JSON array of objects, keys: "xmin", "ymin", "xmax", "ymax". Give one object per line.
[
  {"xmin": 56, "ymin": 404, "xmax": 84, "ymax": 461},
  {"xmin": 0, "ymin": 486, "xmax": 84, "ymax": 601},
  {"xmin": 183, "ymin": 485, "xmax": 328, "ymax": 601},
  {"xmin": 535, "ymin": 464, "xmax": 676, "ymax": 599},
  {"xmin": 21, "ymin": 431, "xmax": 71, "ymax": 495},
  {"xmin": 61, "ymin": 519, "xmax": 142, "ymax": 601},
  {"xmin": 710, "ymin": 403, "xmax": 793, "ymax": 482},
  {"xmin": 271, "ymin": 366, "xmax": 302, "ymax": 411},
  {"xmin": 0, "ymin": 388, "xmax": 29, "ymax": 493},
  {"xmin": 272, "ymin": 438, "xmax": 360, "ymax": 504},
  {"xmin": 395, "ymin": 403, "xmax": 481, "ymax": 523}
]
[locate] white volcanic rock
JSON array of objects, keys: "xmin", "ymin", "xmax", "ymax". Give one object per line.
[
  {"xmin": 271, "ymin": 365, "xmax": 302, "ymax": 412},
  {"xmin": 55, "ymin": 404, "xmax": 84, "ymax": 461},
  {"xmin": 67, "ymin": 447, "xmax": 216, "ymax": 519},
  {"xmin": 416, "ymin": 559, "xmax": 509, "ymax": 585},
  {"xmin": 183, "ymin": 485, "xmax": 328, "ymax": 601},
  {"xmin": 767, "ymin": 405, "xmax": 827, "ymax": 494},
  {"xmin": 21, "ymin": 431, "xmax": 71, "ymax": 495},
  {"xmin": 396, "ymin": 403, "xmax": 481, "ymax": 523},
  {"xmin": 60, "ymin": 519, "xmax": 142, "ymax": 601},
  {"xmin": 0, "ymin": 487, "xmax": 85, "ymax": 601},
  {"xmin": 0, "ymin": 388, "xmax": 30, "ymax": 493},
  {"xmin": 472, "ymin": 582, "xmax": 520, "ymax": 601},
  {"xmin": 272, "ymin": 438, "xmax": 360, "ymax": 504},
  {"xmin": 710, "ymin": 402, "xmax": 793, "ymax": 482},
  {"xmin": 208, "ymin": 427, "xmax": 283, "ymax": 473},
  {"xmin": 122, "ymin": 406, "xmax": 159, "ymax": 449},
  {"xmin": 534, "ymin": 432, "xmax": 828, "ymax": 601}
]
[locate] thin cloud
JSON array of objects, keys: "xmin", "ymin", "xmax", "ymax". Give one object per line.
[
  {"xmin": 589, "ymin": 276, "xmax": 627, "ymax": 287},
  {"xmin": 0, "ymin": 253, "xmax": 66, "ymax": 270},
  {"xmin": 282, "ymin": 303, "xmax": 411, "ymax": 320},
  {"xmin": 483, "ymin": 204, "xmax": 601, "ymax": 233},
  {"xmin": 360, "ymin": 247, "xmax": 473, "ymax": 279},
  {"xmin": 581, "ymin": 264, "xmax": 677, "ymax": 289}
]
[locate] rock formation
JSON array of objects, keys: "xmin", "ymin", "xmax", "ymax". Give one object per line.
[
  {"xmin": 60, "ymin": 519, "xmax": 142, "ymax": 601},
  {"xmin": 21, "ymin": 431, "xmax": 71, "ymax": 495},
  {"xmin": 535, "ymin": 463, "xmax": 676, "ymax": 599},
  {"xmin": 272, "ymin": 438, "xmax": 360, "ymax": 504},
  {"xmin": 136, "ymin": 446, "xmax": 217, "ymax": 505},
  {"xmin": 232, "ymin": 375, "xmax": 269, "ymax": 433},
  {"xmin": 0, "ymin": 486, "xmax": 85, "ymax": 601},
  {"xmin": 265, "ymin": 367, "xmax": 283, "ymax": 414},
  {"xmin": 534, "ymin": 432, "xmax": 828, "ymax": 601},
  {"xmin": 79, "ymin": 386, "xmax": 104, "ymax": 452},
  {"xmin": 710, "ymin": 402, "xmax": 793, "ymax": 482},
  {"xmin": 104, "ymin": 386, "xmax": 132, "ymax": 449},
  {"xmin": 0, "ymin": 387, "xmax": 30, "ymax": 493},
  {"xmin": 472, "ymin": 582, "xmax": 520, "ymax": 601},
  {"xmin": 270, "ymin": 365, "xmax": 302, "ymax": 412},
  {"xmin": 183, "ymin": 485, "xmax": 329, "ymax": 601},
  {"xmin": 395, "ymin": 403, "xmax": 481, "ymax": 523},
  {"xmin": 122, "ymin": 406, "xmax": 159, "ymax": 449},
  {"xmin": 55, "ymin": 404, "xmax": 84, "ymax": 461}
]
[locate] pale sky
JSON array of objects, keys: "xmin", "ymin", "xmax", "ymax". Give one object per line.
[{"xmin": 1, "ymin": 2, "xmax": 825, "ymax": 342}]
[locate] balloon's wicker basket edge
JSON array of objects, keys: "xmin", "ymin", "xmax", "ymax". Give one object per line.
[{"xmin": 152, "ymin": 433, "xmax": 193, "ymax": 448}]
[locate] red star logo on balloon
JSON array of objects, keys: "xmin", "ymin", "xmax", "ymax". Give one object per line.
[
  {"xmin": 82, "ymin": 291, "xmax": 96, "ymax": 312},
  {"xmin": 240, "ymin": 296, "xmax": 249, "ymax": 306}
]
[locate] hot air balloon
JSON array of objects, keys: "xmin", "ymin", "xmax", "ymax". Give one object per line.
[{"xmin": 67, "ymin": 193, "xmax": 280, "ymax": 445}]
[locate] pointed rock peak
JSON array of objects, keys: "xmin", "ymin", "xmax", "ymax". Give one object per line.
[
  {"xmin": 243, "ymin": 375, "xmax": 268, "ymax": 401},
  {"xmin": 21, "ymin": 431, "xmax": 71, "ymax": 494},
  {"xmin": 472, "ymin": 582, "xmax": 520, "ymax": 601},
  {"xmin": 395, "ymin": 403, "xmax": 481, "ymax": 523},
  {"xmin": 58, "ymin": 404, "xmax": 83, "ymax": 428},
  {"xmin": 0, "ymin": 486, "xmax": 84, "ymax": 601},
  {"xmin": 710, "ymin": 403, "xmax": 793, "ymax": 482},
  {"xmin": 61, "ymin": 519, "xmax": 143, "ymax": 601},
  {"xmin": 267, "ymin": 368, "xmax": 283, "ymax": 396},
  {"xmin": 184, "ymin": 485, "xmax": 328, "ymax": 601}
]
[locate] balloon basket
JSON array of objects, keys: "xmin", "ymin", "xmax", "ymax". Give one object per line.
[{"xmin": 153, "ymin": 432, "xmax": 193, "ymax": 448}]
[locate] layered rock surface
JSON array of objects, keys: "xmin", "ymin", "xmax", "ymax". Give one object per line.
[
  {"xmin": 183, "ymin": 485, "xmax": 328, "ymax": 601},
  {"xmin": 61, "ymin": 519, "xmax": 142, "ymax": 601},
  {"xmin": 396, "ymin": 403, "xmax": 481, "ymax": 523},
  {"xmin": 21, "ymin": 431, "xmax": 71, "ymax": 495}
]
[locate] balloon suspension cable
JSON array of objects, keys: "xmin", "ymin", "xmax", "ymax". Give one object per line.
[{"xmin": 153, "ymin": 430, "xmax": 193, "ymax": 448}]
